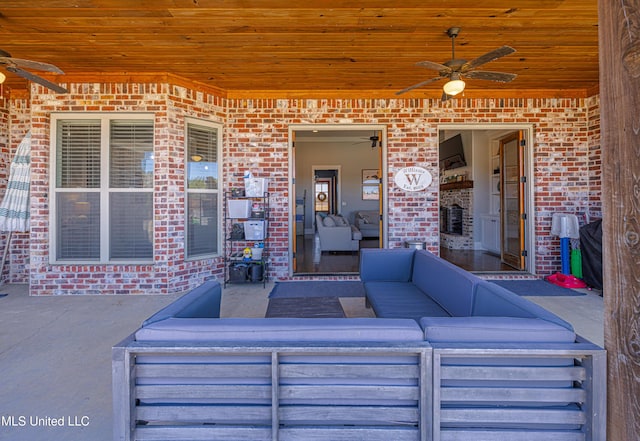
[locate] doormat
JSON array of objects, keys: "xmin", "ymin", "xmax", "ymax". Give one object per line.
[
  {"xmin": 265, "ymin": 296, "xmax": 346, "ymax": 318},
  {"xmin": 268, "ymin": 281, "xmax": 365, "ymax": 299},
  {"xmin": 491, "ymin": 279, "xmax": 586, "ymax": 296}
]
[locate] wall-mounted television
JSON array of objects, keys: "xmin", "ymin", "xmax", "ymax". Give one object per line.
[{"xmin": 439, "ymin": 133, "xmax": 467, "ymax": 170}]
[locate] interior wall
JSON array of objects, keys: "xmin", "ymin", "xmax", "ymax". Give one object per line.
[{"xmin": 295, "ymin": 138, "xmax": 379, "ymax": 232}]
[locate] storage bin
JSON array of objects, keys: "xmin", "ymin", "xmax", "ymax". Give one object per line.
[
  {"xmin": 229, "ymin": 263, "xmax": 249, "ymax": 283},
  {"xmin": 248, "ymin": 263, "xmax": 264, "ymax": 282},
  {"xmin": 251, "ymin": 247, "xmax": 263, "ymax": 260},
  {"xmin": 228, "ymin": 199, "xmax": 251, "ymax": 218},
  {"xmin": 244, "ymin": 178, "xmax": 268, "ymax": 197},
  {"xmin": 244, "ymin": 220, "xmax": 266, "ymax": 240}
]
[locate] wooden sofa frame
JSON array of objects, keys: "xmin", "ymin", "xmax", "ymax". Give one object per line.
[{"xmin": 113, "ymin": 336, "xmax": 605, "ymax": 441}]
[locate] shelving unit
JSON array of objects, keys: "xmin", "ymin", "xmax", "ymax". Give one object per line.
[
  {"xmin": 483, "ymin": 142, "xmax": 501, "ymax": 254},
  {"xmin": 223, "ymin": 191, "xmax": 269, "ymax": 287},
  {"xmin": 490, "ymin": 143, "xmax": 501, "ymax": 215},
  {"xmin": 295, "ymin": 189, "xmax": 306, "ymax": 235}
]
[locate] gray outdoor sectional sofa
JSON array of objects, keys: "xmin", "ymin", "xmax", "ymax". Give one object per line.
[{"xmin": 113, "ymin": 249, "xmax": 606, "ymax": 441}]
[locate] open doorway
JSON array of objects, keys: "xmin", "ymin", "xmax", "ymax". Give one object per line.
[
  {"xmin": 289, "ymin": 125, "xmax": 385, "ymax": 276},
  {"xmin": 438, "ymin": 126, "xmax": 534, "ymax": 273}
]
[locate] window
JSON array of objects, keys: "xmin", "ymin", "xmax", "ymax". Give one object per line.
[
  {"xmin": 185, "ymin": 119, "xmax": 221, "ymax": 258},
  {"xmin": 51, "ymin": 115, "xmax": 154, "ymax": 262}
]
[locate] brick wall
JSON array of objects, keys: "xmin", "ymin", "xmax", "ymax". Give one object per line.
[
  {"xmin": 227, "ymin": 97, "xmax": 597, "ymax": 278},
  {"xmin": 0, "ymin": 82, "xmax": 602, "ymax": 294},
  {"xmin": 1, "ymin": 93, "xmax": 30, "ymax": 283},
  {"xmin": 26, "ymin": 83, "xmax": 225, "ymax": 295}
]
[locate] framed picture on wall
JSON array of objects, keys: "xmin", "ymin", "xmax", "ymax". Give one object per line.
[
  {"xmin": 362, "ymin": 185, "xmax": 379, "ymax": 200},
  {"xmin": 362, "ymin": 169, "xmax": 379, "ymax": 185}
]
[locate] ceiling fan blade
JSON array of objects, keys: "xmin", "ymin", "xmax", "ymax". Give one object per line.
[
  {"xmin": 2, "ymin": 57, "xmax": 64, "ymax": 74},
  {"xmin": 464, "ymin": 70, "xmax": 517, "ymax": 83},
  {"xmin": 415, "ymin": 60, "xmax": 452, "ymax": 74},
  {"xmin": 461, "ymin": 45, "xmax": 516, "ymax": 72},
  {"xmin": 6, "ymin": 66, "xmax": 68, "ymax": 93},
  {"xmin": 395, "ymin": 76, "xmax": 443, "ymax": 95}
]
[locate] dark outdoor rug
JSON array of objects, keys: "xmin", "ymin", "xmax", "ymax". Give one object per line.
[
  {"xmin": 265, "ymin": 296, "xmax": 346, "ymax": 318},
  {"xmin": 491, "ymin": 279, "xmax": 586, "ymax": 296},
  {"xmin": 268, "ymin": 281, "xmax": 365, "ymax": 299}
]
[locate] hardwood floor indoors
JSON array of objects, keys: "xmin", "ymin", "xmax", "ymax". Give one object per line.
[
  {"xmin": 439, "ymin": 247, "xmax": 519, "ymax": 273},
  {"xmin": 294, "ymin": 234, "xmax": 379, "ymax": 275},
  {"xmin": 294, "ymin": 236, "xmax": 519, "ymax": 275}
]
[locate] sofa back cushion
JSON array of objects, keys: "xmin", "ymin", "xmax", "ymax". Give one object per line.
[
  {"xmin": 420, "ymin": 316, "xmax": 576, "ymax": 343},
  {"xmin": 473, "ymin": 281, "xmax": 574, "ymax": 331},
  {"xmin": 136, "ymin": 317, "xmax": 424, "ymax": 342},
  {"xmin": 360, "ymin": 248, "xmax": 415, "ymax": 282},
  {"xmin": 411, "ymin": 250, "xmax": 478, "ymax": 316},
  {"xmin": 142, "ymin": 280, "xmax": 221, "ymax": 326}
]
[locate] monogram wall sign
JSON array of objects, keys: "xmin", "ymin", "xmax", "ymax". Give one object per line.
[{"xmin": 393, "ymin": 166, "xmax": 432, "ymax": 192}]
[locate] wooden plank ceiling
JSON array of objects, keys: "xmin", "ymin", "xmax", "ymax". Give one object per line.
[{"xmin": 0, "ymin": 0, "xmax": 599, "ymax": 98}]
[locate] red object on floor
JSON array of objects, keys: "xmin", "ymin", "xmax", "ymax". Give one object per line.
[{"xmin": 546, "ymin": 272, "xmax": 587, "ymax": 289}]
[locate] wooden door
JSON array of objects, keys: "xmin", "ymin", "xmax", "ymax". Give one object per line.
[{"xmin": 500, "ymin": 131, "xmax": 526, "ymax": 270}]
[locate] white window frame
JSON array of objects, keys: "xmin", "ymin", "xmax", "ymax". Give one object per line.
[
  {"xmin": 50, "ymin": 113, "xmax": 155, "ymax": 264},
  {"xmin": 184, "ymin": 117, "xmax": 223, "ymax": 260}
]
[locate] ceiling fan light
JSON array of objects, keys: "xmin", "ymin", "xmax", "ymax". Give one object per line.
[
  {"xmin": 0, "ymin": 72, "xmax": 5, "ymax": 84},
  {"xmin": 443, "ymin": 79, "xmax": 465, "ymax": 96}
]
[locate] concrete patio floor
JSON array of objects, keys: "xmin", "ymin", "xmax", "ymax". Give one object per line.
[{"xmin": 0, "ymin": 281, "xmax": 603, "ymax": 441}]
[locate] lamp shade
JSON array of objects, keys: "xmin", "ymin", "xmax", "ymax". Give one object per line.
[{"xmin": 443, "ymin": 78, "xmax": 465, "ymax": 96}]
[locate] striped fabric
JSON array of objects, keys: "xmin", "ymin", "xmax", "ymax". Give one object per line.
[{"xmin": 0, "ymin": 131, "xmax": 30, "ymax": 232}]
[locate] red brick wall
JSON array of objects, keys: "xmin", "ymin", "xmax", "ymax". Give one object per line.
[
  {"xmin": 0, "ymin": 83, "xmax": 602, "ymax": 294},
  {"xmin": 227, "ymin": 97, "xmax": 597, "ymax": 278},
  {"xmin": 26, "ymin": 83, "xmax": 225, "ymax": 295},
  {"xmin": 1, "ymin": 94, "xmax": 30, "ymax": 283}
]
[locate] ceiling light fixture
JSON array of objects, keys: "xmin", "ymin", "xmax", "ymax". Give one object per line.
[
  {"xmin": 443, "ymin": 73, "xmax": 465, "ymax": 96},
  {"xmin": 0, "ymin": 72, "xmax": 5, "ymax": 84},
  {"xmin": 190, "ymin": 154, "xmax": 203, "ymax": 162}
]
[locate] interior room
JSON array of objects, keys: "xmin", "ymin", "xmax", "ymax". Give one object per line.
[
  {"xmin": 292, "ymin": 128, "xmax": 382, "ymax": 274},
  {"xmin": 438, "ymin": 127, "xmax": 533, "ymax": 273}
]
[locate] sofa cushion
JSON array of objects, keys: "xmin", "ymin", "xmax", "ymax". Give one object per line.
[
  {"xmin": 410, "ymin": 250, "xmax": 478, "ymax": 316},
  {"xmin": 141, "ymin": 280, "xmax": 221, "ymax": 326},
  {"xmin": 322, "ymin": 216, "xmax": 336, "ymax": 227},
  {"xmin": 330, "ymin": 214, "xmax": 349, "ymax": 226},
  {"xmin": 420, "ymin": 316, "xmax": 576, "ymax": 343},
  {"xmin": 136, "ymin": 317, "xmax": 424, "ymax": 342},
  {"xmin": 359, "ymin": 248, "xmax": 415, "ymax": 282},
  {"xmin": 473, "ymin": 281, "xmax": 574, "ymax": 331},
  {"xmin": 365, "ymin": 282, "xmax": 450, "ymax": 321}
]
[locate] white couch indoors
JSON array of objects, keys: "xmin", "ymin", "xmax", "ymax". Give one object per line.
[{"xmin": 316, "ymin": 213, "xmax": 362, "ymax": 251}]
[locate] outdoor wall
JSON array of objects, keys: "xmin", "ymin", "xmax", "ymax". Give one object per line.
[
  {"xmin": 1, "ymin": 92, "xmax": 30, "ymax": 284},
  {"xmin": 227, "ymin": 97, "xmax": 599, "ymax": 277},
  {"xmin": 0, "ymin": 81, "xmax": 602, "ymax": 294},
  {"xmin": 26, "ymin": 82, "xmax": 226, "ymax": 295}
]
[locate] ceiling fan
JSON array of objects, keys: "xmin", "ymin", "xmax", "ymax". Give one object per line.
[
  {"xmin": 396, "ymin": 27, "xmax": 516, "ymax": 100},
  {"xmin": 355, "ymin": 132, "xmax": 381, "ymax": 148},
  {"xmin": 0, "ymin": 49, "xmax": 68, "ymax": 93}
]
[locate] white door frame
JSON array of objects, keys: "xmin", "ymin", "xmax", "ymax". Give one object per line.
[
  {"xmin": 288, "ymin": 124, "xmax": 388, "ymax": 277},
  {"xmin": 438, "ymin": 123, "xmax": 536, "ymax": 273}
]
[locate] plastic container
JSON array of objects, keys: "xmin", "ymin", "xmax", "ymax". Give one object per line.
[
  {"xmin": 251, "ymin": 247, "xmax": 263, "ymax": 260},
  {"xmin": 244, "ymin": 220, "xmax": 266, "ymax": 240},
  {"xmin": 248, "ymin": 263, "xmax": 264, "ymax": 282},
  {"xmin": 405, "ymin": 240, "xmax": 426, "ymax": 250},
  {"xmin": 228, "ymin": 199, "xmax": 251, "ymax": 218},
  {"xmin": 244, "ymin": 178, "xmax": 268, "ymax": 197},
  {"xmin": 229, "ymin": 263, "xmax": 249, "ymax": 283}
]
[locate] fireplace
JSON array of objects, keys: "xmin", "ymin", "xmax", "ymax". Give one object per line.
[{"xmin": 440, "ymin": 204, "xmax": 464, "ymax": 235}]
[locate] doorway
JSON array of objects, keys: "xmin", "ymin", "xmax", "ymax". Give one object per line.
[
  {"xmin": 438, "ymin": 126, "xmax": 534, "ymax": 273},
  {"xmin": 289, "ymin": 125, "xmax": 386, "ymax": 276},
  {"xmin": 313, "ymin": 168, "xmax": 339, "ymax": 217}
]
